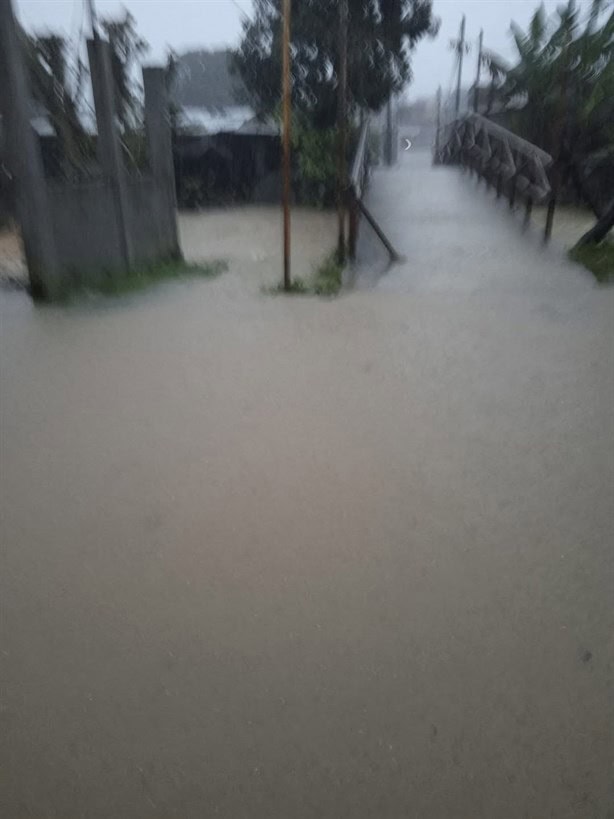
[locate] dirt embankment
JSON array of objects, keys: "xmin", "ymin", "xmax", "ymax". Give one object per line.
[{"xmin": 0, "ymin": 227, "xmax": 26, "ymax": 288}]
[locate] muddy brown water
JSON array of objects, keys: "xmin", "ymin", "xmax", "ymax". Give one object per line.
[{"xmin": 1, "ymin": 179, "xmax": 613, "ymax": 818}]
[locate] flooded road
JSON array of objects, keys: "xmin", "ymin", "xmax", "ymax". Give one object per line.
[
  {"xmin": 1, "ymin": 183, "xmax": 613, "ymax": 818},
  {"xmin": 353, "ymin": 150, "xmax": 603, "ymax": 297}
]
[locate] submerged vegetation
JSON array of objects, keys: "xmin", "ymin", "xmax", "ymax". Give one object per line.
[
  {"xmin": 66, "ymin": 258, "xmax": 228, "ymax": 300},
  {"xmin": 569, "ymin": 240, "xmax": 614, "ymax": 283},
  {"xmin": 266, "ymin": 251, "xmax": 344, "ymax": 297}
]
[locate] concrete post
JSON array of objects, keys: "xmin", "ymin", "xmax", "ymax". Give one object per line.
[
  {"xmin": 87, "ymin": 37, "xmax": 133, "ymax": 267},
  {"xmin": 0, "ymin": 0, "xmax": 60, "ymax": 299},
  {"xmin": 143, "ymin": 67, "xmax": 180, "ymax": 258}
]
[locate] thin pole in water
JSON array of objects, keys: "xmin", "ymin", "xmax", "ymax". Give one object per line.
[
  {"xmin": 434, "ymin": 85, "xmax": 442, "ymax": 159},
  {"xmin": 337, "ymin": 0, "xmax": 348, "ymax": 262},
  {"xmin": 281, "ymin": 0, "xmax": 292, "ymax": 290},
  {"xmin": 455, "ymin": 14, "xmax": 466, "ymax": 116},
  {"xmin": 474, "ymin": 29, "xmax": 483, "ymax": 113}
]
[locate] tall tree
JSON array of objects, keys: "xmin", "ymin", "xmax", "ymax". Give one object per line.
[
  {"xmin": 500, "ymin": 1, "xmax": 613, "ymax": 159},
  {"xmin": 233, "ymin": 0, "xmax": 439, "ymax": 127},
  {"xmin": 474, "ymin": 49, "xmax": 508, "ymax": 115}
]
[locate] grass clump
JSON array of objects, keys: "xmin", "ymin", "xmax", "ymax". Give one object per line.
[
  {"xmin": 53, "ymin": 259, "xmax": 228, "ymax": 305},
  {"xmin": 265, "ymin": 251, "xmax": 344, "ymax": 297},
  {"xmin": 569, "ymin": 240, "xmax": 614, "ymax": 283},
  {"xmin": 265, "ymin": 276, "xmax": 311, "ymax": 295},
  {"xmin": 96, "ymin": 258, "xmax": 228, "ymax": 296},
  {"xmin": 311, "ymin": 251, "xmax": 343, "ymax": 296}
]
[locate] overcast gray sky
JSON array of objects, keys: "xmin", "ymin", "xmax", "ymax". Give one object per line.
[{"xmin": 15, "ymin": 0, "xmax": 592, "ymax": 100}]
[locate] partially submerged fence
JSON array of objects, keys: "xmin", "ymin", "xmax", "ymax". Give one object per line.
[
  {"xmin": 435, "ymin": 113, "xmax": 556, "ymax": 240},
  {"xmin": 0, "ymin": 0, "xmax": 179, "ymax": 300},
  {"xmin": 348, "ymin": 118, "xmax": 399, "ymax": 263}
]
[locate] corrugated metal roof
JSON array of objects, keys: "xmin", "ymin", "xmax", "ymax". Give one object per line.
[
  {"xmin": 237, "ymin": 117, "xmax": 279, "ymax": 137},
  {"xmin": 177, "ymin": 105, "xmax": 254, "ymax": 135}
]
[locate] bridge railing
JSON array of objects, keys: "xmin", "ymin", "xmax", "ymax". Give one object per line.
[
  {"xmin": 347, "ymin": 118, "xmax": 370, "ymax": 260},
  {"xmin": 435, "ymin": 113, "xmax": 557, "ymax": 240},
  {"xmin": 349, "ymin": 118, "xmax": 370, "ymax": 200}
]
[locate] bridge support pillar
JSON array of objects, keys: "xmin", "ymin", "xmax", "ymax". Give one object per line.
[
  {"xmin": 509, "ymin": 177, "xmax": 516, "ymax": 209},
  {"xmin": 348, "ymin": 197, "xmax": 359, "ymax": 262},
  {"xmin": 544, "ymin": 196, "xmax": 556, "ymax": 242},
  {"xmin": 524, "ymin": 197, "xmax": 533, "ymax": 228}
]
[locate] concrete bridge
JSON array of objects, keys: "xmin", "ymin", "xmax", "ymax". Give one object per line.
[{"xmin": 353, "ymin": 147, "xmax": 593, "ymax": 302}]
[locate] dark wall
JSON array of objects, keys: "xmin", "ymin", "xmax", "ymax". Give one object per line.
[{"xmin": 174, "ymin": 133, "xmax": 281, "ymax": 208}]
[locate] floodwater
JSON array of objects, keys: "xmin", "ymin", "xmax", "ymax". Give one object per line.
[{"xmin": 1, "ymin": 162, "xmax": 613, "ymax": 818}]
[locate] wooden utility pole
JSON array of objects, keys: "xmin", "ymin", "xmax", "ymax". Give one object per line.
[
  {"xmin": 337, "ymin": 0, "xmax": 348, "ymax": 262},
  {"xmin": 455, "ymin": 15, "xmax": 466, "ymax": 116},
  {"xmin": 281, "ymin": 0, "xmax": 292, "ymax": 289},
  {"xmin": 474, "ymin": 29, "xmax": 483, "ymax": 113}
]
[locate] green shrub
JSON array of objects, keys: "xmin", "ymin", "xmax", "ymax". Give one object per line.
[
  {"xmin": 61, "ymin": 258, "xmax": 228, "ymax": 301},
  {"xmin": 291, "ymin": 120, "xmax": 363, "ymax": 207},
  {"xmin": 569, "ymin": 240, "xmax": 614, "ymax": 283},
  {"xmin": 312, "ymin": 251, "xmax": 343, "ymax": 295},
  {"xmin": 292, "ymin": 123, "xmax": 338, "ymax": 207},
  {"xmin": 265, "ymin": 251, "xmax": 343, "ymax": 297}
]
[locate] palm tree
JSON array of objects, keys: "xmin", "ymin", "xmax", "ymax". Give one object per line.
[
  {"xmin": 478, "ymin": 49, "xmax": 508, "ymax": 115},
  {"xmin": 487, "ymin": 0, "xmax": 614, "ymax": 241}
]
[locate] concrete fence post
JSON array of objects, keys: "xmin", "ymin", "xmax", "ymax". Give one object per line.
[
  {"xmin": 143, "ymin": 67, "xmax": 180, "ymax": 258},
  {"xmin": 87, "ymin": 37, "xmax": 134, "ymax": 268},
  {"xmin": 0, "ymin": 0, "xmax": 60, "ymax": 299}
]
